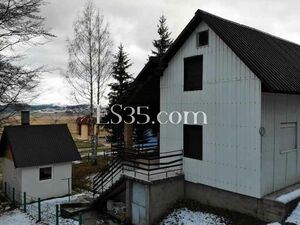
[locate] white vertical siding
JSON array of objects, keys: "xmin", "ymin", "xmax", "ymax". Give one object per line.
[
  {"xmin": 261, "ymin": 93, "xmax": 300, "ymax": 195},
  {"xmin": 2, "ymin": 158, "xmax": 22, "ymax": 195},
  {"xmin": 21, "ymin": 162, "xmax": 72, "ymax": 199},
  {"xmin": 160, "ymin": 22, "xmax": 262, "ymax": 197}
]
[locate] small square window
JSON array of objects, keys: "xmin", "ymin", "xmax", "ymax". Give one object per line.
[
  {"xmin": 280, "ymin": 122, "xmax": 297, "ymax": 152},
  {"xmin": 39, "ymin": 167, "xmax": 52, "ymax": 181},
  {"xmin": 184, "ymin": 55, "xmax": 203, "ymax": 91},
  {"xmin": 197, "ymin": 30, "xmax": 209, "ymax": 47}
]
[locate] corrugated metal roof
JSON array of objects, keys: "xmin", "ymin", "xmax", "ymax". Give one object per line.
[
  {"xmin": 161, "ymin": 9, "xmax": 300, "ymax": 94},
  {"xmin": 0, "ymin": 124, "xmax": 81, "ymax": 168}
]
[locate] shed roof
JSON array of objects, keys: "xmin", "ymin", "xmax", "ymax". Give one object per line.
[
  {"xmin": 0, "ymin": 124, "xmax": 81, "ymax": 168},
  {"xmin": 76, "ymin": 115, "xmax": 96, "ymax": 125},
  {"xmin": 161, "ymin": 9, "xmax": 300, "ymax": 94}
]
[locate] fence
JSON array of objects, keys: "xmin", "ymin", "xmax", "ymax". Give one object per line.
[{"xmin": 2, "ymin": 182, "xmax": 83, "ymax": 225}]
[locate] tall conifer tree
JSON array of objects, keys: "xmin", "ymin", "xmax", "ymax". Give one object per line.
[
  {"xmin": 152, "ymin": 15, "xmax": 173, "ymax": 57},
  {"xmin": 105, "ymin": 44, "xmax": 133, "ymax": 142}
]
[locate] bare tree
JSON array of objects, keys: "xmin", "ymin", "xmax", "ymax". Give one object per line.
[
  {"xmin": 66, "ymin": 0, "xmax": 113, "ymax": 164},
  {"xmin": 0, "ymin": 0, "xmax": 54, "ymax": 125}
]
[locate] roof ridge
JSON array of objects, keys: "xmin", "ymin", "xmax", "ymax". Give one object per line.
[{"xmin": 196, "ymin": 9, "xmax": 300, "ymax": 48}]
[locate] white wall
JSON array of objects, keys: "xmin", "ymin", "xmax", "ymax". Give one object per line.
[
  {"xmin": 3, "ymin": 158, "xmax": 22, "ymax": 199},
  {"xmin": 21, "ymin": 162, "xmax": 72, "ymax": 200},
  {"xmin": 160, "ymin": 22, "xmax": 262, "ymax": 197},
  {"xmin": 261, "ymin": 93, "xmax": 300, "ymax": 195}
]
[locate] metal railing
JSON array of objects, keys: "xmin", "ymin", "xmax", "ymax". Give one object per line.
[{"xmin": 92, "ymin": 145, "xmax": 183, "ymax": 196}]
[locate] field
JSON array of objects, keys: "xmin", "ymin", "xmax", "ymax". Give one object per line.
[{"xmin": 1, "ymin": 112, "xmax": 109, "ymax": 140}]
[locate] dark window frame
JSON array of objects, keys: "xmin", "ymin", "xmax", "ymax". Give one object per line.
[
  {"xmin": 184, "ymin": 124, "xmax": 203, "ymax": 160},
  {"xmin": 39, "ymin": 166, "xmax": 52, "ymax": 181},
  {"xmin": 184, "ymin": 55, "xmax": 203, "ymax": 91},
  {"xmin": 197, "ymin": 30, "xmax": 209, "ymax": 47}
]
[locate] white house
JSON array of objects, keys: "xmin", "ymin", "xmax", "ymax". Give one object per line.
[
  {"xmin": 159, "ymin": 8, "xmax": 300, "ymax": 198},
  {"xmin": 0, "ymin": 112, "xmax": 81, "ymax": 200},
  {"xmin": 92, "ymin": 9, "xmax": 300, "ymax": 224}
]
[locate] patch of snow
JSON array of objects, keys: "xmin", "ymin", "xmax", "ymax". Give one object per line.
[
  {"xmin": 0, "ymin": 209, "xmax": 36, "ymax": 225},
  {"xmin": 161, "ymin": 208, "xmax": 227, "ymax": 225},
  {"xmin": 276, "ymin": 189, "xmax": 300, "ymax": 203},
  {"xmin": 286, "ymin": 202, "xmax": 300, "ymax": 224},
  {"xmin": 267, "ymin": 223, "xmax": 281, "ymax": 225},
  {"xmin": 0, "ymin": 194, "xmax": 89, "ymax": 225},
  {"xmin": 86, "ymin": 173, "xmax": 97, "ymax": 182}
]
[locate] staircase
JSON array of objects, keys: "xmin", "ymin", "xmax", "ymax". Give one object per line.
[
  {"xmin": 92, "ymin": 144, "xmax": 183, "ymax": 208},
  {"xmin": 93, "ymin": 157, "xmax": 123, "ymax": 196}
]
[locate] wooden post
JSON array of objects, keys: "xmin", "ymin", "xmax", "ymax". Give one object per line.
[{"xmin": 124, "ymin": 123, "xmax": 133, "ymax": 150}]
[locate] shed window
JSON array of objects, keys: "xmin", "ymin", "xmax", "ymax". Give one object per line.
[
  {"xmin": 39, "ymin": 167, "xmax": 52, "ymax": 181},
  {"xmin": 197, "ymin": 30, "xmax": 209, "ymax": 47},
  {"xmin": 184, "ymin": 125, "xmax": 203, "ymax": 160},
  {"xmin": 184, "ymin": 55, "xmax": 203, "ymax": 91},
  {"xmin": 280, "ymin": 122, "xmax": 297, "ymax": 152}
]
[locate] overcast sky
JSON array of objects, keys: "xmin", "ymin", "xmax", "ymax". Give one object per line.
[{"xmin": 26, "ymin": 0, "xmax": 300, "ymax": 105}]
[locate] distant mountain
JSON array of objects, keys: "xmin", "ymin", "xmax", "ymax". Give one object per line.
[{"xmin": 1, "ymin": 104, "xmax": 90, "ymax": 114}]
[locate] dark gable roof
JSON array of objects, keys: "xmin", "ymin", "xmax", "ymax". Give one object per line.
[
  {"xmin": 0, "ymin": 124, "xmax": 81, "ymax": 168},
  {"xmin": 161, "ymin": 9, "xmax": 300, "ymax": 94}
]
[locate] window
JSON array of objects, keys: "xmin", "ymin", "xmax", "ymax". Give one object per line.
[
  {"xmin": 197, "ymin": 30, "xmax": 209, "ymax": 47},
  {"xmin": 280, "ymin": 122, "xmax": 297, "ymax": 152},
  {"xmin": 184, "ymin": 125, "xmax": 203, "ymax": 160},
  {"xmin": 184, "ymin": 55, "xmax": 203, "ymax": 91},
  {"xmin": 39, "ymin": 167, "xmax": 52, "ymax": 181}
]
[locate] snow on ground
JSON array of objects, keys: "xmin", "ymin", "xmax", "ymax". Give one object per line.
[
  {"xmin": 286, "ymin": 202, "xmax": 300, "ymax": 224},
  {"xmin": 0, "ymin": 193, "xmax": 90, "ymax": 225},
  {"xmin": 276, "ymin": 188, "xmax": 300, "ymax": 203},
  {"xmin": 266, "ymin": 202, "xmax": 300, "ymax": 225},
  {"xmin": 161, "ymin": 208, "xmax": 227, "ymax": 225},
  {"xmin": 0, "ymin": 209, "xmax": 36, "ymax": 225}
]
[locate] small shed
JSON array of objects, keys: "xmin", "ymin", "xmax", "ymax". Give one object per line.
[
  {"xmin": 0, "ymin": 114, "xmax": 81, "ymax": 200},
  {"xmin": 76, "ymin": 115, "xmax": 96, "ymax": 141}
]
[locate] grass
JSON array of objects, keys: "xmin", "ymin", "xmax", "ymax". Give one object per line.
[
  {"xmin": 157, "ymin": 199, "xmax": 263, "ymax": 225},
  {"xmin": 75, "ymin": 140, "xmax": 105, "ymax": 149},
  {"xmin": 72, "ymin": 155, "xmax": 110, "ymax": 191}
]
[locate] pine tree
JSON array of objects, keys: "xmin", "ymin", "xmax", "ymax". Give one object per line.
[
  {"xmin": 105, "ymin": 44, "xmax": 133, "ymax": 142},
  {"xmin": 151, "ymin": 15, "xmax": 173, "ymax": 57}
]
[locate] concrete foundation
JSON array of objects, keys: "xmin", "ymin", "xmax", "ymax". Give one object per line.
[
  {"xmin": 125, "ymin": 177, "xmax": 299, "ymax": 224},
  {"xmin": 126, "ymin": 176, "xmax": 184, "ymax": 225},
  {"xmin": 185, "ymin": 181, "xmax": 298, "ymax": 223}
]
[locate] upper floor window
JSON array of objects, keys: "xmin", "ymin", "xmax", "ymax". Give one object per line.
[
  {"xmin": 197, "ymin": 30, "xmax": 209, "ymax": 47},
  {"xmin": 184, "ymin": 55, "xmax": 203, "ymax": 91}
]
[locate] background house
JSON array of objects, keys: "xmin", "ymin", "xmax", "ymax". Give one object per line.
[
  {"xmin": 0, "ymin": 112, "xmax": 81, "ymax": 200},
  {"xmin": 76, "ymin": 115, "xmax": 96, "ymax": 141}
]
